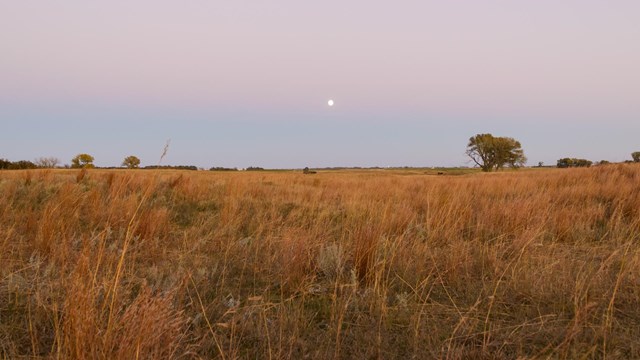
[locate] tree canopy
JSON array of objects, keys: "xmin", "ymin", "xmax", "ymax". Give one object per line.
[
  {"xmin": 465, "ymin": 133, "xmax": 526, "ymax": 172},
  {"xmin": 122, "ymin": 155, "xmax": 141, "ymax": 169},
  {"xmin": 632, "ymin": 152, "xmax": 640, "ymax": 163},
  {"xmin": 71, "ymin": 154, "xmax": 95, "ymax": 169}
]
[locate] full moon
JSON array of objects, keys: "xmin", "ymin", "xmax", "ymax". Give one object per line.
[{"xmin": 327, "ymin": 99, "xmax": 334, "ymax": 107}]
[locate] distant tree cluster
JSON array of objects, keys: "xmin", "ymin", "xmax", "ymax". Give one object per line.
[
  {"xmin": 0, "ymin": 158, "xmax": 60, "ymax": 170},
  {"xmin": 209, "ymin": 167, "xmax": 239, "ymax": 171},
  {"xmin": 466, "ymin": 133, "xmax": 526, "ymax": 172},
  {"xmin": 303, "ymin": 167, "xmax": 317, "ymax": 174},
  {"xmin": 633, "ymin": 152, "xmax": 640, "ymax": 163},
  {"xmin": 246, "ymin": 166, "xmax": 265, "ymax": 171},
  {"xmin": 66, "ymin": 153, "xmax": 198, "ymax": 170},
  {"xmin": 0, "ymin": 159, "xmax": 38, "ymax": 170},
  {"xmin": 557, "ymin": 158, "xmax": 593, "ymax": 168}
]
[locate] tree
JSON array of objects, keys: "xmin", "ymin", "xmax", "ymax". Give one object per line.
[
  {"xmin": 71, "ymin": 154, "xmax": 95, "ymax": 169},
  {"xmin": 0, "ymin": 159, "xmax": 11, "ymax": 169},
  {"xmin": 122, "ymin": 155, "xmax": 141, "ymax": 169},
  {"xmin": 557, "ymin": 158, "xmax": 592, "ymax": 168},
  {"xmin": 465, "ymin": 133, "xmax": 526, "ymax": 172},
  {"xmin": 556, "ymin": 158, "xmax": 572, "ymax": 168},
  {"xmin": 35, "ymin": 157, "xmax": 60, "ymax": 168},
  {"xmin": 632, "ymin": 152, "xmax": 640, "ymax": 162},
  {"xmin": 9, "ymin": 160, "xmax": 37, "ymax": 170}
]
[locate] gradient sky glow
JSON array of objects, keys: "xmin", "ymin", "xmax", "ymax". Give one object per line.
[{"xmin": 2, "ymin": 1, "xmax": 639, "ymax": 168}]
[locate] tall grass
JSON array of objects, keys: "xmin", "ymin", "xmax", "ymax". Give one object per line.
[{"xmin": 1, "ymin": 165, "xmax": 639, "ymax": 358}]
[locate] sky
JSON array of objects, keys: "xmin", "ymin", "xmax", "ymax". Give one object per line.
[{"xmin": 1, "ymin": 1, "xmax": 639, "ymax": 168}]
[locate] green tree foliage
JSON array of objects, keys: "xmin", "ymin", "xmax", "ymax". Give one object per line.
[
  {"xmin": 632, "ymin": 152, "xmax": 640, "ymax": 162},
  {"xmin": 556, "ymin": 158, "xmax": 592, "ymax": 168},
  {"xmin": 122, "ymin": 155, "xmax": 141, "ymax": 169},
  {"xmin": 465, "ymin": 133, "xmax": 527, "ymax": 172},
  {"xmin": 71, "ymin": 154, "xmax": 95, "ymax": 169}
]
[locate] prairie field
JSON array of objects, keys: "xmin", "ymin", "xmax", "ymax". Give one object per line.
[{"xmin": 1, "ymin": 165, "xmax": 640, "ymax": 359}]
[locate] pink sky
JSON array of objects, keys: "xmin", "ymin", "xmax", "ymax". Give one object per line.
[{"xmin": 1, "ymin": 1, "xmax": 639, "ymax": 167}]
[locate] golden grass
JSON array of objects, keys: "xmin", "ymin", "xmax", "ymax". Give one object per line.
[{"xmin": 1, "ymin": 165, "xmax": 639, "ymax": 359}]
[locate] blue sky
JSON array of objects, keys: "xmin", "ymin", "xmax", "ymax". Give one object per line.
[{"xmin": 1, "ymin": 1, "xmax": 639, "ymax": 168}]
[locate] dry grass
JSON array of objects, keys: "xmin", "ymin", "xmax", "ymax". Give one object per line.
[{"xmin": 1, "ymin": 165, "xmax": 639, "ymax": 359}]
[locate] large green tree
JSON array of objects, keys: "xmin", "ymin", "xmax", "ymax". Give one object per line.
[
  {"xmin": 122, "ymin": 155, "xmax": 141, "ymax": 169},
  {"xmin": 466, "ymin": 133, "xmax": 527, "ymax": 172},
  {"xmin": 632, "ymin": 152, "xmax": 640, "ymax": 162},
  {"xmin": 71, "ymin": 153, "xmax": 95, "ymax": 169}
]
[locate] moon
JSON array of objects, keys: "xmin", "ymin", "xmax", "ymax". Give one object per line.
[{"xmin": 327, "ymin": 99, "xmax": 334, "ymax": 107}]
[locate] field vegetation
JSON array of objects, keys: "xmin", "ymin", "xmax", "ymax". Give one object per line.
[{"xmin": 1, "ymin": 165, "xmax": 639, "ymax": 359}]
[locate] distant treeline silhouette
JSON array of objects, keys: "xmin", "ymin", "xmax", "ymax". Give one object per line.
[
  {"xmin": 556, "ymin": 158, "xmax": 593, "ymax": 168},
  {"xmin": 209, "ymin": 167, "xmax": 239, "ymax": 171},
  {"xmin": 2, "ymin": 147, "xmax": 640, "ymax": 171},
  {"xmin": 0, "ymin": 159, "xmax": 38, "ymax": 170},
  {"xmin": 143, "ymin": 165, "xmax": 198, "ymax": 171}
]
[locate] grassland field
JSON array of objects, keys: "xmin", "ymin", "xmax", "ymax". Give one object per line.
[{"xmin": 1, "ymin": 165, "xmax": 639, "ymax": 359}]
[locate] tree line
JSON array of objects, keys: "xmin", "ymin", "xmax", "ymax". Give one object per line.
[
  {"xmin": 556, "ymin": 158, "xmax": 593, "ymax": 168},
  {"xmin": 2, "ymin": 146, "xmax": 640, "ymax": 172},
  {"xmin": 0, "ymin": 157, "xmax": 59, "ymax": 170},
  {"xmin": 465, "ymin": 134, "xmax": 639, "ymax": 171}
]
